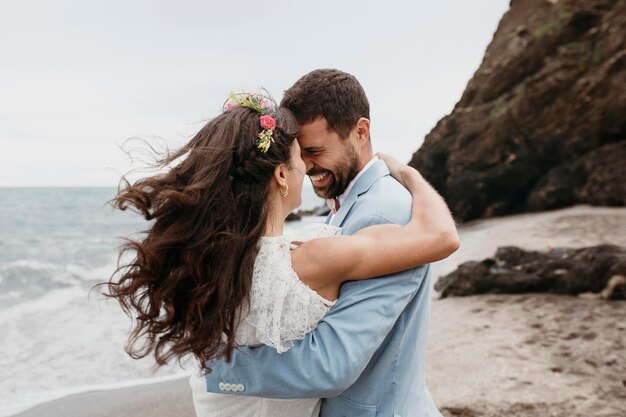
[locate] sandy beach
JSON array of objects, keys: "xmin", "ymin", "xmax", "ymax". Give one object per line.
[
  {"xmin": 430, "ymin": 293, "xmax": 626, "ymax": 417},
  {"xmin": 429, "ymin": 205, "xmax": 626, "ymax": 417},
  {"xmin": 14, "ymin": 205, "xmax": 626, "ymax": 417}
]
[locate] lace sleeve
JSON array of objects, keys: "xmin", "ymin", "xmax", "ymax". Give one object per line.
[{"xmin": 244, "ymin": 224, "xmax": 341, "ymax": 353}]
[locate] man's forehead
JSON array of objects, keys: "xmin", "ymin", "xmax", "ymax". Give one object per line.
[
  {"xmin": 298, "ymin": 119, "xmax": 338, "ymax": 148},
  {"xmin": 297, "ymin": 135, "xmax": 325, "ymax": 148},
  {"xmin": 302, "ymin": 117, "xmax": 335, "ymax": 133}
]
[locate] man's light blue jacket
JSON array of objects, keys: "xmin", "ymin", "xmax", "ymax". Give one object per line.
[{"xmin": 204, "ymin": 160, "xmax": 443, "ymax": 417}]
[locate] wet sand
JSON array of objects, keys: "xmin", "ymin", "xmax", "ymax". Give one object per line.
[
  {"xmin": 13, "ymin": 378, "xmax": 195, "ymax": 417},
  {"xmin": 14, "ymin": 205, "xmax": 626, "ymax": 417}
]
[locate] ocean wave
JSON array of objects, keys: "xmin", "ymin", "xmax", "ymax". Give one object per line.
[
  {"xmin": 0, "ymin": 257, "xmax": 118, "ymax": 309},
  {"xmin": 0, "ymin": 286, "xmax": 86, "ymax": 324}
]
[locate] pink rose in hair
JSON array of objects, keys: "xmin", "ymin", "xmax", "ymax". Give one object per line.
[
  {"xmin": 259, "ymin": 115, "xmax": 276, "ymax": 130},
  {"xmin": 226, "ymin": 102, "xmax": 236, "ymax": 110}
]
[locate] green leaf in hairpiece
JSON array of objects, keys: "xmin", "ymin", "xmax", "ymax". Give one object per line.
[{"xmin": 227, "ymin": 92, "xmax": 273, "ymax": 114}]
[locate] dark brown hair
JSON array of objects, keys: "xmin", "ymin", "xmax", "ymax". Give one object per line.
[
  {"xmin": 280, "ymin": 68, "xmax": 370, "ymax": 139},
  {"xmin": 104, "ymin": 103, "xmax": 298, "ymax": 371}
]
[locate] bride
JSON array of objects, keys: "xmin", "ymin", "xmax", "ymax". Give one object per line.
[{"xmin": 106, "ymin": 92, "xmax": 459, "ymax": 416}]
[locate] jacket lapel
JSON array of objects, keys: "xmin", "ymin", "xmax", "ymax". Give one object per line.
[{"xmin": 331, "ymin": 160, "xmax": 390, "ymax": 227}]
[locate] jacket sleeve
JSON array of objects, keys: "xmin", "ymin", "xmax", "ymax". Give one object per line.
[{"xmin": 203, "ymin": 214, "xmax": 430, "ymax": 399}]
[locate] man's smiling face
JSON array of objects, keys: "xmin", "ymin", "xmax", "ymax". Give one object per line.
[{"xmin": 297, "ymin": 117, "xmax": 360, "ymax": 199}]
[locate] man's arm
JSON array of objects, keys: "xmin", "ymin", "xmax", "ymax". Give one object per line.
[{"xmin": 204, "ymin": 214, "xmax": 430, "ymax": 399}]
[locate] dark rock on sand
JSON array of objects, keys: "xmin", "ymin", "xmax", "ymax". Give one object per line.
[
  {"xmin": 285, "ymin": 212, "xmax": 302, "ymax": 221},
  {"xmin": 302, "ymin": 204, "xmax": 331, "ymax": 217},
  {"xmin": 409, "ymin": 0, "xmax": 626, "ymax": 221},
  {"xmin": 435, "ymin": 244, "xmax": 626, "ymax": 299},
  {"xmin": 285, "ymin": 204, "xmax": 330, "ymax": 221},
  {"xmin": 597, "ymin": 274, "xmax": 626, "ymax": 300}
]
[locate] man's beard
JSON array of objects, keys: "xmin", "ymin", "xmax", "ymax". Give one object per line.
[{"xmin": 309, "ymin": 144, "xmax": 360, "ymax": 199}]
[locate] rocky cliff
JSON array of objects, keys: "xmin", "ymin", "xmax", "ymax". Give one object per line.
[{"xmin": 409, "ymin": 0, "xmax": 626, "ymax": 222}]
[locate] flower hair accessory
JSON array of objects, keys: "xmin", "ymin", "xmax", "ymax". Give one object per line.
[{"xmin": 226, "ymin": 92, "xmax": 277, "ymax": 153}]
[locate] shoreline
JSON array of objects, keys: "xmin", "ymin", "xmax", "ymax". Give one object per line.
[{"xmin": 11, "ymin": 376, "xmax": 194, "ymax": 417}]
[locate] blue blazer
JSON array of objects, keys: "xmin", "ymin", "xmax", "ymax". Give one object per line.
[{"xmin": 204, "ymin": 160, "xmax": 443, "ymax": 417}]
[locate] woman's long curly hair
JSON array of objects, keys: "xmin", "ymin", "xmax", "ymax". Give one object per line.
[{"xmin": 105, "ymin": 100, "xmax": 298, "ymax": 371}]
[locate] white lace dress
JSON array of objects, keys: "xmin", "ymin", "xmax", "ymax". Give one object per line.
[{"xmin": 189, "ymin": 224, "xmax": 341, "ymax": 417}]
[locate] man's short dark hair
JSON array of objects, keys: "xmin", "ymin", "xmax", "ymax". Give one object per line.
[{"xmin": 280, "ymin": 69, "xmax": 370, "ymax": 139}]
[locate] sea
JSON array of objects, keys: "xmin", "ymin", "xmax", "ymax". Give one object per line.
[{"xmin": 0, "ymin": 185, "xmax": 325, "ymax": 416}]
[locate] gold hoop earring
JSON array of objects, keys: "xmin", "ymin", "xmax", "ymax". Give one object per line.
[{"xmin": 280, "ymin": 186, "xmax": 289, "ymax": 197}]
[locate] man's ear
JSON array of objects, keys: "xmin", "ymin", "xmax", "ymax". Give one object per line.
[
  {"xmin": 355, "ymin": 117, "xmax": 371, "ymax": 143},
  {"xmin": 273, "ymin": 164, "xmax": 289, "ymax": 188}
]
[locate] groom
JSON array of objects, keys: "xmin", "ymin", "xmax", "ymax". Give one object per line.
[{"xmin": 204, "ymin": 69, "xmax": 444, "ymax": 416}]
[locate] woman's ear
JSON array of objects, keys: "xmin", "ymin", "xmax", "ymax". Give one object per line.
[{"xmin": 273, "ymin": 164, "xmax": 289, "ymax": 188}]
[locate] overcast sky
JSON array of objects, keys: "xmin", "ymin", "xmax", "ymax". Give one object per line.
[{"xmin": 0, "ymin": 0, "xmax": 510, "ymax": 186}]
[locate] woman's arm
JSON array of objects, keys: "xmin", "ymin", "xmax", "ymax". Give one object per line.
[{"xmin": 291, "ymin": 153, "xmax": 459, "ymax": 300}]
